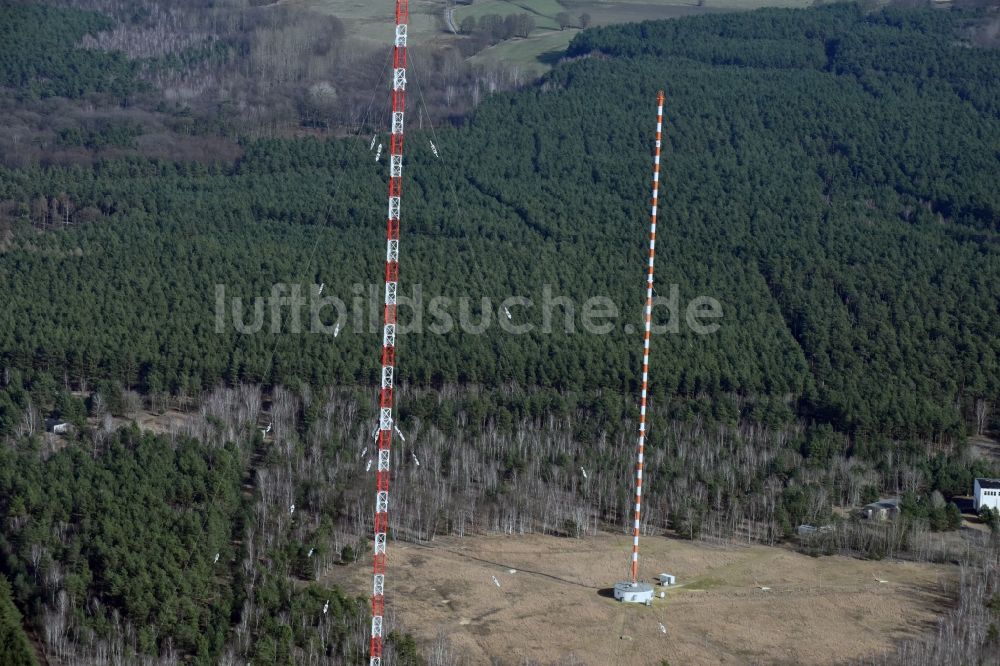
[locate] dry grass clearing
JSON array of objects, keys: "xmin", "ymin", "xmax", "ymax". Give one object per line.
[
  {"xmin": 970, "ymin": 434, "xmax": 1000, "ymax": 463},
  {"xmin": 327, "ymin": 532, "xmax": 955, "ymax": 665},
  {"xmin": 85, "ymin": 409, "xmax": 194, "ymax": 436}
]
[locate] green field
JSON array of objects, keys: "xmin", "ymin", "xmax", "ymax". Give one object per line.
[
  {"xmin": 573, "ymin": 0, "xmax": 814, "ymax": 6},
  {"xmin": 458, "ymin": 0, "xmax": 798, "ymax": 75},
  {"xmin": 302, "ymin": 0, "xmax": 817, "ymax": 73},
  {"xmin": 707, "ymin": 0, "xmax": 815, "ymax": 6},
  {"xmin": 454, "ymin": 0, "xmax": 567, "ymax": 31},
  {"xmin": 470, "ymin": 27, "xmax": 579, "ymax": 75},
  {"xmin": 302, "ymin": 0, "xmax": 447, "ymax": 45}
]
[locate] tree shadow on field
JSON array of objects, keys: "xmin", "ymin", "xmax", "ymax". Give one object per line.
[{"xmin": 536, "ymin": 49, "xmax": 563, "ymax": 67}]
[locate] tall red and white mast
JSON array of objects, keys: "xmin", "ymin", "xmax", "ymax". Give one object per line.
[
  {"xmin": 629, "ymin": 90, "xmax": 665, "ymax": 585},
  {"xmin": 369, "ymin": 2, "xmax": 408, "ymax": 664}
]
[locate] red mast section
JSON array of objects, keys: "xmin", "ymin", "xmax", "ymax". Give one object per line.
[
  {"xmin": 370, "ymin": 2, "xmax": 408, "ymax": 664},
  {"xmin": 630, "ymin": 90, "xmax": 666, "ymax": 584}
]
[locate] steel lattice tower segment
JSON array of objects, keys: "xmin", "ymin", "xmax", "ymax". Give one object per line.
[
  {"xmin": 630, "ymin": 90, "xmax": 666, "ymax": 584},
  {"xmin": 370, "ymin": 2, "xmax": 408, "ymax": 664}
]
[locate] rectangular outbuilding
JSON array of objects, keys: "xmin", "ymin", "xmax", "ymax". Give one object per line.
[
  {"xmin": 862, "ymin": 499, "xmax": 900, "ymax": 521},
  {"xmin": 974, "ymin": 478, "xmax": 1000, "ymax": 512},
  {"xmin": 45, "ymin": 419, "xmax": 71, "ymax": 434}
]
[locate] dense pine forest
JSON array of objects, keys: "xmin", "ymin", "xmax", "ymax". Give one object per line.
[
  {"xmin": 1, "ymin": 2, "xmax": 998, "ymax": 436},
  {"xmin": 1, "ymin": 0, "xmax": 999, "ymax": 663}
]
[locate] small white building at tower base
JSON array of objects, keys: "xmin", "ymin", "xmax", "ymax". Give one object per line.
[
  {"xmin": 614, "ymin": 581, "xmax": 654, "ymax": 603},
  {"xmin": 974, "ymin": 478, "xmax": 1000, "ymax": 512}
]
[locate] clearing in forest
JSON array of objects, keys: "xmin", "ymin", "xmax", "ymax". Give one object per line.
[{"xmin": 327, "ymin": 532, "xmax": 955, "ymax": 665}]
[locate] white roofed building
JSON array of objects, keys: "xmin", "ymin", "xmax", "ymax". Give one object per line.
[{"xmin": 974, "ymin": 478, "xmax": 1000, "ymax": 512}]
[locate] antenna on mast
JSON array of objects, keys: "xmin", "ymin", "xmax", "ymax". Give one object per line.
[
  {"xmin": 369, "ymin": 2, "xmax": 409, "ymax": 664},
  {"xmin": 614, "ymin": 89, "xmax": 666, "ymax": 605}
]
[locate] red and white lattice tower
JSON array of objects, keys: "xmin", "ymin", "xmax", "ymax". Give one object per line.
[
  {"xmin": 629, "ymin": 90, "xmax": 666, "ymax": 585},
  {"xmin": 369, "ymin": 2, "xmax": 408, "ymax": 664}
]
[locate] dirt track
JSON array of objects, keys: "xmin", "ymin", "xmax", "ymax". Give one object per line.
[{"xmin": 326, "ymin": 532, "xmax": 955, "ymax": 665}]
